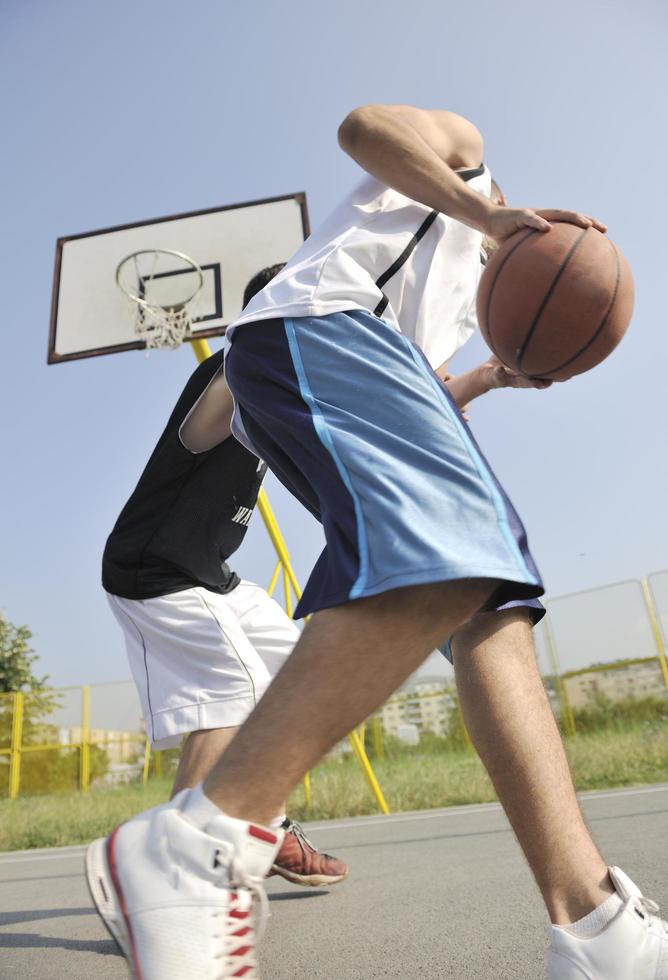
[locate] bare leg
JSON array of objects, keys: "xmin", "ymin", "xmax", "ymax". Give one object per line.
[
  {"xmin": 171, "ymin": 729, "xmax": 290, "ymax": 827},
  {"xmin": 452, "ymin": 608, "xmax": 613, "ymax": 924},
  {"xmin": 171, "ymin": 727, "xmax": 239, "ymax": 796},
  {"xmin": 204, "ymin": 578, "xmax": 495, "ymax": 825}
]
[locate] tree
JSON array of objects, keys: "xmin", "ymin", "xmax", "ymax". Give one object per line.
[
  {"xmin": 0, "ymin": 612, "xmax": 109, "ymax": 794},
  {"xmin": 0, "ymin": 612, "xmax": 48, "ymax": 693},
  {"xmin": 0, "ymin": 612, "xmax": 55, "ymax": 752}
]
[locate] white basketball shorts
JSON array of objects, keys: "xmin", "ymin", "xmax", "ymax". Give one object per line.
[{"xmin": 106, "ymin": 581, "xmax": 300, "ymax": 749}]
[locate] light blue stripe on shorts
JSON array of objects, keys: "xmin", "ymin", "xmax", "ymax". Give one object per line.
[
  {"xmin": 285, "ymin": 319, "xmax": 369, "ymax": 598},
  {"xmin": 279, "ymin": 310, "xmax": 542, "ymax": 607}
]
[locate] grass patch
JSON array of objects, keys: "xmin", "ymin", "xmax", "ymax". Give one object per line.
[
  {"xmin": 285, "ymin": 725, "xmax": 668, "ymax": 822},
  {"xmin": 0, "ymin": 725, "xmax": 666, "ymax": 851},
  {"xmin": 0, "ymin": 780, "xmax": 173, "ymax": 851}
]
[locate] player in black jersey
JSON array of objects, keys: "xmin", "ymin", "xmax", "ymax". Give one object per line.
[{"xmin": 103, "ymin": 266, "xmax": 347, "ymax": 886}]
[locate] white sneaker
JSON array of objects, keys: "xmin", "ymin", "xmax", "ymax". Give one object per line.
[
  {"xmin": 548, "ymin": 867, "xmax": 668, "ymax": 979},
  {"xmin": 85, "ymin": 789, "xmax": 282, "ymax": 979}
]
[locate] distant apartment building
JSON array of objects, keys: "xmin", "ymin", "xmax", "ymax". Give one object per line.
[
  {"xmin": 378, "ymin": 680, "xmax": 457, "ymax": 739},
  {"xmin": 60, "ymin": 727, "xmax": 145, "ymax": 765},
  {"xmin": 563, "ymin": 658, "xmax": 667, "ymax": 710}
]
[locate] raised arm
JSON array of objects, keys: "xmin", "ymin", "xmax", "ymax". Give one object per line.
[
  {"xmin": 338, "ymin": 104, "xmax": 605, "ymax": 240},
  {"xmin": 338, "ymin": 105, "xmax": 491, "ymax": 228}
]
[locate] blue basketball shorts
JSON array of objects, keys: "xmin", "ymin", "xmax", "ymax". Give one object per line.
[{"xmin": 224, "ymin": 309, "xmax": 545, "ymax": 650}]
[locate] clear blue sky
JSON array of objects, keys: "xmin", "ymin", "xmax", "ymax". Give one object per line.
[{"xmin": 2, "ymin": 0, "xmax": 667, "ymax": 687}]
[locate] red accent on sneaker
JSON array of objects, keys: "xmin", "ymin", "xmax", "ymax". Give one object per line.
[
  {"xmin": 107, "ymin": 828, "xmax": 146, "ymax": 980},
  {"xmin": 232, "ymin": 945, "xmax": 252, "ymax": 957},
  {"xmin": 230, "ymin": 909, "xmax": 250, "ymax": 919},
  {"xmin": 248, "ymin": 825, "xmax": 277, "ymax": 845},
  {"xmin": 232, "ymin": 967, "xmax": 253, "ymax": 977},
  {"xmin": 231, "ymin": 926, "xmax": 252, "ymax": 938}
]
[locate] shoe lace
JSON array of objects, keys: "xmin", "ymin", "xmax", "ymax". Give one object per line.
[
  {"xmin": 635, "ymin": 895, "xmax": 668, "ymax": 936},
  {"xmin": 284, "ymin": 819, "xmax": 316, "ymax": 853},
  {"xmin": 211, "ymin": 845, "xmax": 270, "ymax": 979}
]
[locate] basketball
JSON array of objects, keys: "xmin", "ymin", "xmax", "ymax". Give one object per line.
[{"xmin": 476, "ymin": 223, "xmax": 634, "ymax": 381}]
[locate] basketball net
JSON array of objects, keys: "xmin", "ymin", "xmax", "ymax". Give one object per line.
[
  {"xmin": 116, "ymin": 249, "xmax": 204, "ymax": 350},
  {"xmin": 133, "ymin": 301, "xmax": 194, "ymax": 350}
]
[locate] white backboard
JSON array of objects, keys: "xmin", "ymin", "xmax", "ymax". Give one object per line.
[{"xmin": 48, "ymin": 193, "xmax": 309, "ymax": 363}]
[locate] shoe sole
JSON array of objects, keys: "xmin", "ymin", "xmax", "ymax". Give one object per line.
[
  {"xmin": 85, "ymin": 832, "xmax": 142, "ymax": 979},
  {"xmin": 270, "ymin": 864, "xmax": 349, "ymax": 887}
]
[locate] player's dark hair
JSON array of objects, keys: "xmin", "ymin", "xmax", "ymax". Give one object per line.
[{"xmin": 242, "ymin": 263, "xmax": 286, "ymax": 308}]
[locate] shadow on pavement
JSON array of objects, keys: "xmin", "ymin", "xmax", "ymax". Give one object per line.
[
  {"xmin": 269, "ymin": 889, "xmax": 330, "ymax": 902},
  {"xmin": 0, "ymin": 932, "xmax": 120, "ymax": 955}
]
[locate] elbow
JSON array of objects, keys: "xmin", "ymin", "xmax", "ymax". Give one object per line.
[{"xmin": 338, "ymin": 104, "xmax": 380, "ymax": 153}]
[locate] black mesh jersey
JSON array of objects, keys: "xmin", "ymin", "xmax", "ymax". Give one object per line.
[{"xmin": 102, "ymin": 351, "xmax": 266, "ymax": 600}]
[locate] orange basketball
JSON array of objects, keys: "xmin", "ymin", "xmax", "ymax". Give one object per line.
[{"xmin": 476, "ymin": 223, "xmax": 634, "ymax": 381}]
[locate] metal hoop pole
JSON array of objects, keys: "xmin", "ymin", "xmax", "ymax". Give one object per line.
[
  {"xmin": 642, "ymin": 577, "xmax": 668, "ymax": 693},
  {"xmin": 190, "ymin": 338, "xmax": 212, "ymax": 362}
]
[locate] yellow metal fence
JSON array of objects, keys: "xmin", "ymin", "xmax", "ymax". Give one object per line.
[
  {"xmin": 2, "ymin": 565, "xmax": 667, "ymax": 801},
  {"xmin": 537, "ymin": 573, "xmax": 668, "ymax": 736},
  {"xmin": 0, "ymin": 685, "xmax": 148, "ymax": 799}
]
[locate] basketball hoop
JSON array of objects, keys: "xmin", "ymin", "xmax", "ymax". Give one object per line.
[{"xmin": 116, "ymin": 249, "xmax": 205, "ymax": 350}]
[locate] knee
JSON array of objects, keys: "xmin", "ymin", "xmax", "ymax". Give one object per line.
[{"xmin": 451, "ymin": 606, "xmax": 533, "ymax": 658}]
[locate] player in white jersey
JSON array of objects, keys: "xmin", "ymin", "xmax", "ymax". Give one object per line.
[
  {"xmin": 87, "ymin": 105, "xmax": 667, "ymax": 979},
  {"xmin": 232, "ymin": 161, "xmax": 491, "ymax": 369}
]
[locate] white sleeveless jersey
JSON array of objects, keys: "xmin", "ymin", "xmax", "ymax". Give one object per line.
[{"xmin": 229, "ymin": 164, "xmax": 491, "ymax": 370}]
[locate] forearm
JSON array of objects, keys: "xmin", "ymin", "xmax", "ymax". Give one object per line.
[
  {"xmin": 338, "ymin": 106, "xmax": 493, "ymax": 233},
  {"xmin": 439, "ymin": 357, "xmax": 552, "ymax": 410},
  {"xmin": 443, "ymin": 366, "xmax": 494, "ymax": 409}
]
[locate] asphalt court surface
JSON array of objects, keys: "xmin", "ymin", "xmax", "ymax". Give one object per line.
[{"xmin": 1, "ymin": 784, "xmax": 666, "ymax": 979}]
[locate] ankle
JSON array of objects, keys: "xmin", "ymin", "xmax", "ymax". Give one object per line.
[
  {"xmin": 547, "ymin": 869, "xmax": 615, "ymax": 925},
  {"xmin": 554, "ymin": 890, "xmax": 623, "ymax": 935},
  {"xmin": 202, "ymin": 778, "xmax": 281, "ymax": 828}
]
